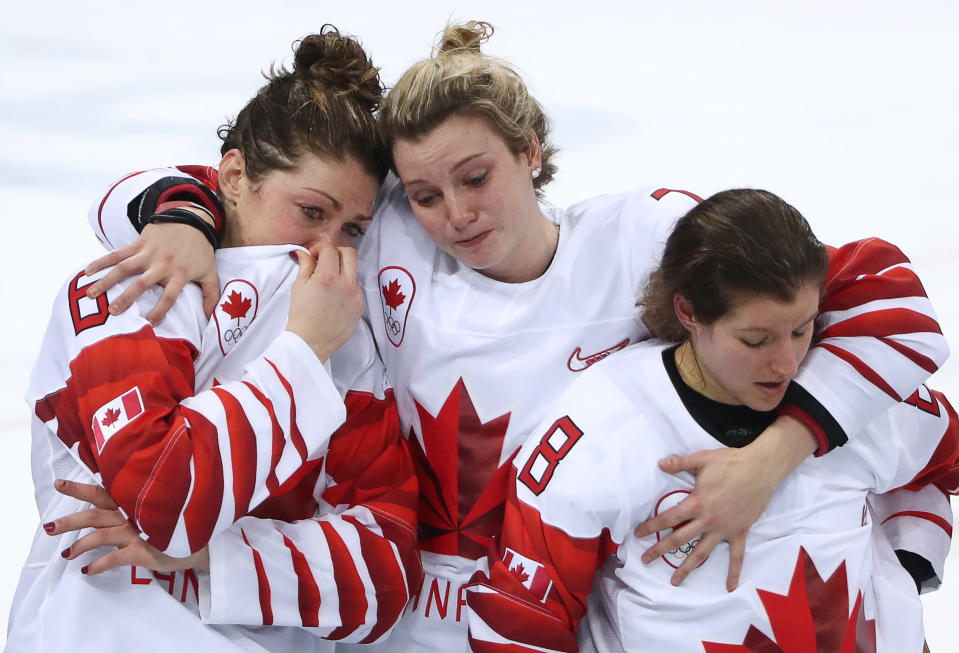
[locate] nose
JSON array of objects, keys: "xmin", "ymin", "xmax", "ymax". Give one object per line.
[
  {"xmin": 769, "ymin": 340, "xmax": 803, "ymax": 379},
  {"xmin": 446, "ymin": 193, "xmax": 477, "ymax": 230}
]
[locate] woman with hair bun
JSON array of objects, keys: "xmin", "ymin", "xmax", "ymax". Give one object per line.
[
  {"xmin": 81, "ymin": 20, "xmax": 948, "ymax": 653},
  {"xmin": 8, "ymin": 27, "xmax": 420, "ymax": 652},
  {"xmin": 468, "ymin": 189, "xmax": 958, "ymax": 652}
]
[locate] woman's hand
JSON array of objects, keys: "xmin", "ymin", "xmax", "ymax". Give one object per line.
[
  {"xmin": 46, "ymin": 479, "xmax": 209, "ymax": 575},
  {"xmin": 85, "ymin": 221, "xmax": 219, "ymax": 324},
  {"xmin": 634, "ymin": 416, "xmax": 817, "ymax": 590},
  {"xmin": 287, "ymin": 237, "xmax": 364, "ymax": 362}
]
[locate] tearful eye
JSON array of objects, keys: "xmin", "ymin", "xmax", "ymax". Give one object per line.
[
  {"xmin": 300, "ymin": 205, "xmax": 325, "ymax": 220},
  {"xmin": 343, "ymin": 223, "xmax": 365, "ymax": 239}
]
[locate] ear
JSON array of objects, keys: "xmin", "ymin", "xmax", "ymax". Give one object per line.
[
  {"xmin": 218, "ymin": 149, "xmax": 247, "ymax": 204},
  {"xmin": 673, "ymin": 293, "xmax": 697, "ymax": 332},
  {"xmin": 523, "ymin": 131, "xmax": 543, "ymax": 172}
]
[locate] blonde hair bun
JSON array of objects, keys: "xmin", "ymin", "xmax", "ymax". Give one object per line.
[{"xmin": 436, "ymin": 21, "xmax": 493, "ymax": 55}]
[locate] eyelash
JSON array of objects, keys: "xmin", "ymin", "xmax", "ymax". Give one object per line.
[
  {"xmin": 343, "ymin": 223, "xmax": 365, "ymax": 238},
  {"xmin": 300, "ymin": 205, "xmax": 325, "ymax": 220},
  {"xmin": 466, "ymin": 173, "xmax": 488, "ymax": 188},
  {"xmin": 741, "ymin": 330, "xmax": 809, "ymax": 348}
]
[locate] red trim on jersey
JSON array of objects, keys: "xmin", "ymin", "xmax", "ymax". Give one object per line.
[
  {"xmin": 880, "ymin": 511, "xmax": 952, "ymax": 537},
  {"xmin": 777, "ymin": 405, "xmax": 830, "ymax": 457},
  {"xmin": 241, "ymin": 528, "xmax": 274, "ymax": 625},
  {"xmin": 97, "ymin": 170, "xmax": 147, "ymax": 248},
  {"xmin": 650, "ymin": 188, "xmax": 704, "ymax": 203},
  {"xmin": 819, "ymin": 309, "xmax": 942, "ymax": 341},
  {"xmin": 242, "ymin": 380, "xmax": 284, "ymax": 495},
  {"xmin": 817, "ymin": 343, "xmax": 901, "ymax": 401}
]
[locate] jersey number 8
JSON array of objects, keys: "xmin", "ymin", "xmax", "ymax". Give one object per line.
[{"xmin": 518, "ymin": 416, "xmax": 584, "ymax": 495}]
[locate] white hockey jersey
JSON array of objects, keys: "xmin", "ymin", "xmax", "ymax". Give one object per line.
[
  {"xmin": 84, "ymin": 167, "xmax": 950, "ymax": 653},
  {"xmin": 7, "ymin": 170, "xmax": 420, "ymax": 652},
  {"xmin": 467, "ymin": 342, "xmax": 959, "ymax": 653}
]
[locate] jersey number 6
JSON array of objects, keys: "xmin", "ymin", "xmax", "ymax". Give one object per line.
[{"xmin": 518, "ymin": 416, "xmax": 584, "ymax": 495}]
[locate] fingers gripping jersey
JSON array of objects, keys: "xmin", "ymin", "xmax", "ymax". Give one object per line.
[{"xmin": 467, "ymin": 343, "xmax": 959, "ymax": 653}]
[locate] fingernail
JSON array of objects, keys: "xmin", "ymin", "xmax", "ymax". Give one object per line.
[
  {"xmin": 86, "ymin": 285, "xmax": 99, "ymax": 297},
  {"xmin": 671, "ymin": 576, "xmax": 681, "ymax": 586},
  {"xmin": 54, "ymin": 479, "xmax": 66, "ymax": 490},
  {"xmin": 641, "ymin": 554, "xmax": 652, "ymax": 564},
  {"xmin": 109, "ymin": 305, "xmax": 120, "ymax": 315},
  {"xmin": 43, "ymin": 522, "xmax": 55, "ymax": 533},
  {"xmin": 81, "ymin": 565, "xmax": 90, "ymax": 575},
  {"xmin": 61, "ymin": 548, "xmax": 70, "ymax": 559}
]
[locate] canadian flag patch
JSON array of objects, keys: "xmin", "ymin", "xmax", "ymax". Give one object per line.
[
  {"xmin": 213, "ymin": 279, "xmax": 259, "ymax": 355},
  {"xmin": 91, "ymin": 387, "xmax": 144, "ymax": 453},
  {"xmin": 378, "ymin": 266, "xmax": 416, "ymax": 347},
  {"xmin": 502, "ymin": 547, "xmax": 554, "ymax": 603}
]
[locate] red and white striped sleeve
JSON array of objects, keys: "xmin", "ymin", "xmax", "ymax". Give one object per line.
[
  {"xmin": 780, "ymin": 238, "xmax": 949, "ymax": 455},
  {"xmin": 199, "ymin": 386, "xmax": 421, "ymax": 641},
  {"xmin": 28, "ymin": 267, "xmax": 345, "ymax": 558}
]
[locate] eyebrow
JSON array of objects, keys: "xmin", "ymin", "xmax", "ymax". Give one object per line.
[
  {"xmin": 403, "ymin": 152, "xmax": 487, "ymax": 187},
  {"xmin": 302, "ymin": 187, "xmax": 341, "ymax": 211}
]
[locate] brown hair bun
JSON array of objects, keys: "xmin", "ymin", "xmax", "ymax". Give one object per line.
[{"xmin": 291, "ymin": 26, "xmax": 382, "ymax": 113}]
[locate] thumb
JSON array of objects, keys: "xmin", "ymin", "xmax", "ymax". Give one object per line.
[
  {"xmin": 200, "ymin": 274, "xmax": 220, "ymax": 318},
  {"xmin": 294, "ymin": 249, "xmax": 317, "ymax": 281},
  {"xmin": 658, "ymin": 451, "xmax": 709, "ymax": 474}
]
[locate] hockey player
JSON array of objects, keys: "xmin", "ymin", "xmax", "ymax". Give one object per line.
[
  {"xmin": 466, "ymin": 189, "xmax": 959, "ymax": 652},
  {"xmin": 7, "ymin": 29, "xmax": 420, "ymax": 652},
  {"xmin": 77, "ymin": 21, "xmax": 950, "ymax": 653}
]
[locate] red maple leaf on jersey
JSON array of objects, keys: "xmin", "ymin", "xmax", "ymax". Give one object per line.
[
  {"xmin": 220, "ymin": 290, "xmax": 252, "ymax": 323},
  {"xmin": 703, "ymin": 547, "xmax": 876, "ymax": 653},
  {"xmin": 101, "ymin": 407, "xmax": 121, "ymax": 427},
  {"xmin": 382, "ymin": 278, "xmax": 406, "ymax": 311},
  {"xmin": 509, "ymin": 563, "xmax": 530, "ymax": 584},
  {"xmin": 407, "ymin": 379, "xmax": 513, "ymax": 560}
]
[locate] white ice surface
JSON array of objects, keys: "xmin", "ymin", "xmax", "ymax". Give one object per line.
[{"xmin": 2, "ymin": 0, "xmax": 957, "ymax": 648}]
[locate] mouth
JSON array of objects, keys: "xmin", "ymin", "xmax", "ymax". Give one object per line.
[
  {"xmin": 454, "ymin": 230, "xmax": 492, "ymax": 248},
  {"xmin": 755, "ymin": 380, "xmax": 787, "ymax": 395}
]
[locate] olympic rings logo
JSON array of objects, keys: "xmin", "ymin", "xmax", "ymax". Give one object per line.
[
  {"xmin": 385, "ymin": 315, "xmax": 402, "ymax": 337},
  {"xmin": 223, "ymin": 325, "xmax": 248, "ymax": 345}
]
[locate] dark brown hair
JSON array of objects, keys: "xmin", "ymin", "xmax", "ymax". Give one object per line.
[
  {"xmin": 378, "ymin": 21, "xmax": 557, "ymax": 195},
  {"xmin": 640, "ymin": 189, "xmax": 828, "ymax": 341},
  {"xmin": 218, "ymin": 25, "xmax": 387, "ymax": 183}
]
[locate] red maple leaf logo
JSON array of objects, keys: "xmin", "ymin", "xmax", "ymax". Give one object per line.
[
  {"xmin": 703, "ymin": 547, "xmax": 876, "ymax": 653},
  {"xmin": 220, "ymin": 290, "xmax": 252, "ymax": 323},
  {"xmin": 407, "ymin": 379, "xmax": 513, "ymax": 560},
  {"xmin": 101, "ymin": 407, "xmax": 121, "ymax": 427},
  {"xmin": 509, "ymin": 563, "xmax": 530, "ymax": 584},
  {"xmin": 382, "ymin": 278, "xmax": 406, "ymax": 311}
]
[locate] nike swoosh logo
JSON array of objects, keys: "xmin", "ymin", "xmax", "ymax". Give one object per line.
[{"xmin": 567, "ymin": 338, "xmax": 630, "ymax": 372}]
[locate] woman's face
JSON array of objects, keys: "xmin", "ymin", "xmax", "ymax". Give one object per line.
[
  {"xmin": 224, "ymin": 150, "xmax": 379, "ymax": 250},
  {"xmin": 392, "ymin": 113, "xmax": 545, "ymax": 282},
  {"xmin": 686, "ymin": 283, "xmax": 821, "ymax": 411}
]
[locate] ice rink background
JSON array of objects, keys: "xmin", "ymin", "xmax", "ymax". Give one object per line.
[{"xmin": 1, "ymin": 0, "xmax": 956, "ymax": 647}]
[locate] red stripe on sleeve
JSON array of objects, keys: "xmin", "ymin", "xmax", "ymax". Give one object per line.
[
  {"xmin": 97, "ymin": 170, "xmax": 146, "ymax": 246},
  {"xmin": 880, "ymin": 511, "xmax": 952, "ymax": 537},
  {"xmin": 264, "ymin": 357, "xmax": 308, "ymax": 463},
  {"xmin": 280, "ymin": 532, "xmax": 322, "ymax": 627},
  {"xmin": 818, "ymin": 309, "xmax": 942, "ymax": 341},
  {"xmin": 817, "ymin": 343, "xmax": 901, "ymax": 401},
  {"xmin": 240, "ymin": 528, "xmax": 274, "ymax": 626},
  {"xmin": 243, "ymin": 380, "xmax": 285, "ymax": 495},
  {"xmin": 211, "ymin": 386, "xmax": 258, "ymax": 519},
  {"xmin": 342, "ymin": 514, "xmax": 410, "ymax": 643},
  {"xmin": 877, "ymin": 337, "xmax": 939, "ymax": 374},
  {"xmin": 320, "ymin": 521, "xmax": 368, "ymax": 640}
]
